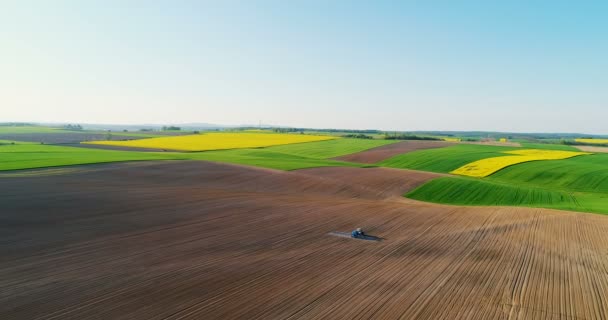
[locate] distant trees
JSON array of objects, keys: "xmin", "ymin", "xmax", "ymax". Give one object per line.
[
  {"xmin": 0, "ymin": 122, "xmax": 34, "ymax": 127},
  {"xmin": 162, "ymin": 126, "xmax": 181, "ymax": 131},
  {"xmin": 384, "ymin": 134, "xmax": 441, "ymax": 141},
  {"xmin": 63, "ymin": 124, "xmax": 83, "ymax": 130},
  {"xmin": 273, "ymin": 128, "xmax": 298, "ymax": 133},
  {"xmin": 342, "ymin": 134, "xmax": 373, "ymax": 139},
  {"xmin": 561, "ymin": 139, "xmax": 608, "ymax": 146}
]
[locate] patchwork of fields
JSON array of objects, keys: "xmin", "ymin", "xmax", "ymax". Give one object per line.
[
  {"xmin": 3, "ymin": 161, "xmax": 608, "ymax": 319},
  {"xmin": 1, "ymin": 127, "xmax": 607, "ymax": 214},
  {"xmin": 0, "ymin": 138, "xmax": 392, "ymax": 171},
  {"xmin": 3, "ymin": 126, "xmax": 608, "ymax": 319}
]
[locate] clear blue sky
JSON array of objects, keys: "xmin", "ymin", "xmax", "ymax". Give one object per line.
[{"xmin": 2, "ymin": 1, "xmax": 607, "ymax": 133}]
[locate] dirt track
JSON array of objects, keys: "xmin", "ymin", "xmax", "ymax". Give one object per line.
[
  {"xmin": 333, "ymin": 140, "xmax": 452, "ymax": 163},
  {"xmin": 2, "ymin": 161, "xmax": 608, "ymax": 319}
]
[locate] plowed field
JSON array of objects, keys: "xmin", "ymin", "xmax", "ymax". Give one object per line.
[
  {"xmin": 2, "ymin": 161, "xmax": 608, "ymax": 319},
  {"xmin": 333, "ymin": 140, "xmax": 452, "ymax": 164}
]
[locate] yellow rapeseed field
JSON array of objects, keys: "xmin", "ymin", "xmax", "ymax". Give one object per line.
[
  {"xmin": 443, "ymin": 138, "xmax": 462, "ymax": 142},
  {"xmin": 575, "ymin": 139, "xmax": 608, "ymax": 145},
  {"xmin": 84, "ymin": 132, "xmax": 336, "ymax": 151},
  {"xmin": 451, "ymin": 149, "xmax": 591, "ymax": 177}
]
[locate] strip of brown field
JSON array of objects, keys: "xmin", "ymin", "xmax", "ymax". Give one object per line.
[
  {"xmin": 333, "ymin": 140, "xmax": 453, "ymax": 164},
  {"xmin": 296, "ymin": 166, "xmax": 445, "ymax": 198},
  {"xmin": 2, "ymin": 161, "xmax": 608, "ymax": 319},
  {"xmin": 576, "ymin": 145, "xmax": 608, "ymax": 153}
]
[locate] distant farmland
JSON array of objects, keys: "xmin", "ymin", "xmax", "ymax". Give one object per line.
[{"xmin": 2, "ymin": 125, "xmax": 608, "ymax": 319}]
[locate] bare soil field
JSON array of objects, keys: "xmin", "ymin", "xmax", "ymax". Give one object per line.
[
  {"xmin": 333, "ymin": 140, "xmax": 452, "ymax": 164},
  {"xmin": 577, "ymin": 145, "xmax": 608, "ymax": 153},
  {"xmin": 297, "ymin": 166, "xmax": 445, "ymax": 198},
  {"xmin": 2, "ymin": 161, "xmax": 608, "ymax": 319}
]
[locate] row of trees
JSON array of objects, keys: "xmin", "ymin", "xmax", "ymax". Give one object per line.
[
  {"xmin": 63, "ymin": 124, "xmax": 83, "ymax": 130},
  {"xmin": 341, "ymin": 134, "xmax": 374, "ymax": 139},
  {"xmin": 384, "ymin": 134, "xmax": 441, "ymax": 141}
]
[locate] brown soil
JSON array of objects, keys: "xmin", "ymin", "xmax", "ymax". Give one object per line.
[
  {"xmin": 2, "ymin": 161, "xmax": 608, "ymax": 319},
  {"xmin": 576, "ymin": 145, "xmax": 608, "ymax": 153},
  {"xmin": 333, "ymin": 140, "xmax": 452, "ymax": 164},
  {"xmin": 297, "ymin": 166, "xmax": 445, "ymax": 198}
]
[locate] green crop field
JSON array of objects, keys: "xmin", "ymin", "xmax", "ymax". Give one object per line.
[
  {"xmin": 0, "ymin": 138, "xmax": 375, "ymax": 172},
  {"xmin": 407, "ymin": 177, "xmax": 608, "ymax": 214},
  {"xmin": 2, "ymin": 132, "xmax": 607, "ymax": 215},
  {"xmin": 0, "ymin": 143, "xmax": 173, "ymax": 171},
  {"xmin": 408, "ymin": 177, "xmax": 580, "ymax": 208},
  {"xmin": 378, "ymin": 144, "xmax": 519, "ymax": 173},
  {"xmin": 185, "ymin": 149, "xmax": 362, "ymax": 170},
  {"xmin": 518, "ymin": 142, "xmax": 578, "ymax": 151},
  {"xmin": 0, "ymin": 126, "xmax": 67, "ymax": 134},
  {"xmin": 405, "ymin": 152, "xmax": 608, "ymax": 214},
  {"xmin": 489, "ymin": 154, "xmax": 608, "ymax": 193},
  {"xmin": 264, "ymin": 138, "xmax": 396, "ymax": 159}
]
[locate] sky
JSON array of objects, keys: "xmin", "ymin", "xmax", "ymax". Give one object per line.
[{"xmin": 1, "ymin": 1, "xmax": 607, "ymax": 133}]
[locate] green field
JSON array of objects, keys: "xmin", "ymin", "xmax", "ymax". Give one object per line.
[
  {"xmin": 489, "ymin": 154, "xmax": 608, "ymax": 193},
  {"xmin": 185, "ymin": 149, "xmax": 362, "ymax": 170},
  {"xmin": 378, "ymin": 144, "xmax": 519, "ymax": 173},
  {"xmin": 406, "ymin": 152, "xmax": 608, "ymax": 214},
  {"xmin": 3, "ymin": 130, "xmax": 607, "ymax": 215},
  {"xmin": 0, "ymin": 144, "xmax": 172, "ymax": 171},
  {"xmin": 264, "ymin": 138, "xmax": 396, "ymax": 159},
  {"xmin": 0, "ymin": 126, "xmax": 68, "ymax": 134},
  {"xmin": 518, "ymin": 142, "xmax": 578, "ymax": 151},
  {"xmin": 407, "ymin": 177, "xmax": 608, "ymax": 214},
  {"xmin": 0, "ymin": 138, "xmax": 376, "ymax": 172}
]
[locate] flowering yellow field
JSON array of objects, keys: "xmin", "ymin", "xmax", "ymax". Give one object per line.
[
  {"xmin": 84, "ymin": 132, "xmax": 336, "ymax": 151},
  {"xmin": 443, "ymin": 138, "xmax": 462, "ymax": 142},
  {"xmin": 451, "ymin": 149, "xmax": 591, "ymax": 177},
  {"xmin": 575, "ymin": 139, "xmax": 608, "ymax": 145}
]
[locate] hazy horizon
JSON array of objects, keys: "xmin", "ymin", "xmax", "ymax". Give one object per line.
[{"xmin": 2, "ymin": 1, "xmax": 607, "ymax": 134}]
